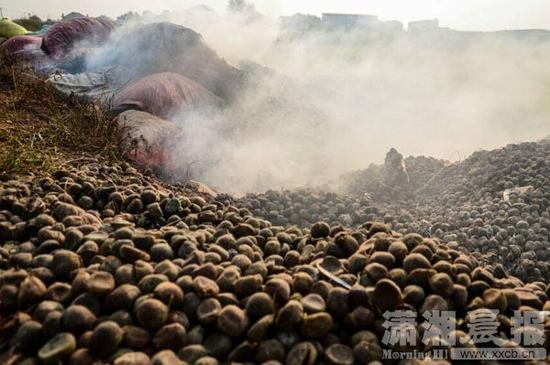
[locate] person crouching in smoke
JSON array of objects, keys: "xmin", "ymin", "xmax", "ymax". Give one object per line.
[{"xmin": 383, "ymin": 148, "xmax": 411, "ymax": 198}]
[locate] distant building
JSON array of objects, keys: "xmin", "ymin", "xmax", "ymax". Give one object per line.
[
  {"xmin": 276, "ymin": 11, "xmax": 413, "ymax": 42},
  {"xmin": 379, "ymin": 20, "xmax": 404, "ymax": 34},
  {"xmin": 322, "ymin": 13, "xmax": 378, "ymax": 31},
  {"xmin": 408, "ymin": 19, "xmax": 440, "ymax": 33},
  {"xmin": 280, "ymin": 13, "xmax": 321, "ymax": 34}
]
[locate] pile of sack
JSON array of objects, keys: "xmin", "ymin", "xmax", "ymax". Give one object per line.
[
  {"xmin": 1, "ymin": 17, "xmax": 246, "ymax": 176},
  {"xmin": 1, "ymin": 17, "xmax": 113, "ymax": 68}
]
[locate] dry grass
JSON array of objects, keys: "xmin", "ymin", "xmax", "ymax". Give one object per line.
[{"xmin": 0, "ymin": 64, "xmax": 122, "ymax": 179}]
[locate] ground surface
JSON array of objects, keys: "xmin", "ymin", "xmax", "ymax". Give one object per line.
[{"xmin": 0, "ymin": 65, "xmax": 119, "ymax": 180}]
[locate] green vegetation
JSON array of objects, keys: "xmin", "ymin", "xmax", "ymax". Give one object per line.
[{"xmin": 12, "ymin": 14, "xmax": 55, "ymax": 32}]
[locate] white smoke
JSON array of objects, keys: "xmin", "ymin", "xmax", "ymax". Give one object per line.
[
  {"xmin": 164, "ymin": 11, "xmax": 550, "ymax": 193},
  {"xmin": 81, "ymin": 7, "xmax": 550, "ymax": 194}
]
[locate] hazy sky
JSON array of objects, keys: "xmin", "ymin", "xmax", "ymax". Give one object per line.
[{"xmin": 2, "ymin": 0, "xmax": 550, "ymax": 31}]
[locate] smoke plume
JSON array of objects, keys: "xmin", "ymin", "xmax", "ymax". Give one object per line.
[{"xmin": 90, "ymin": 8, "xmax": 550, "ymax": 193}]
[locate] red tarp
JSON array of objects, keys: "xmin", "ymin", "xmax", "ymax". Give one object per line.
[
  {"xmin": 41, "ymin": 17, "xmax": 114, "ymax": 58},
  {"xmin": 115, "ymin": 110, "xmax": 181, "ymax": 171},
  {"xmin": 1, "ymin": 35, "xmax": 43, "ymax": 63},
  {"xmin": 113, "ymin": 72, "xmax": 223, "ymax": 119}
]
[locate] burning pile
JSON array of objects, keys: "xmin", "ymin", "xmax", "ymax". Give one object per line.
[{"xmin": 1, "ymin": 160, "xmax": 549, "ymax": 364}]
